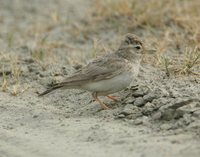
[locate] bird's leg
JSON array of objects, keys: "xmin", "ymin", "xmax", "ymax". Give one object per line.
[
  {"xmin": 107, "ymin": 95, "xmax": 118, "ymax": 102},
  {"xmin": 92, "ymin": 92, "xmax": 109, "ymax": 110}
]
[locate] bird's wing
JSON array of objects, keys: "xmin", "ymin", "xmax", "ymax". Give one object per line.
[
  {"xmin": 38, "ymin": 55, "xmax": 127, "ymax": 96},
  {"xmin": 57, "ymin": 55, "xmax": 127, "ymax": 86}
]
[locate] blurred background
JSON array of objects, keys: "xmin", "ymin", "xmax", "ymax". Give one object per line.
[
  {"xmin": 0, "ymin": 0, "xmax": 200, "ymax": 94},
  {"xmin": 0, "ymin": 2, "xmax": 200, "ymax": 156}
]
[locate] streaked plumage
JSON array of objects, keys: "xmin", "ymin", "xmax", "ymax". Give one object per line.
[{"xmin": 39, "ymin": 33, "xmax": 144, "ymax": 109}]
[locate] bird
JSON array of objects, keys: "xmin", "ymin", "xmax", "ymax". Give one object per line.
[{"xmin": 39, "ymin": 33, "xmax": 144, "ymax": 109}]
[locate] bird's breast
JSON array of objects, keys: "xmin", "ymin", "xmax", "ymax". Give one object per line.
[{"xmin": 81, "ymin": 71, "xmax": 133, "ymax": 95}]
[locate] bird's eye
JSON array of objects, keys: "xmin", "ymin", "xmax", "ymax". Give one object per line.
[{"xmin": 135, "ymin": 45, "xmax": 141, "ymax": 50}]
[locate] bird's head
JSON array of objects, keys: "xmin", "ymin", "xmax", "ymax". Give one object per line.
[{"xmin": 117, "ymin": 33, "xmax": 144, "ymax": 61}]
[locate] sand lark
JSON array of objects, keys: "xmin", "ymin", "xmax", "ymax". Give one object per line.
[{"xmin": 39, "ymin": 33, "xmax": 144, "ymax": 109}]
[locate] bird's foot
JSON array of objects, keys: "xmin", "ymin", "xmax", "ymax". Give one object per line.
[{"xmin": 107, "ymin": 95, "xmax": 118, "ymax": 102}]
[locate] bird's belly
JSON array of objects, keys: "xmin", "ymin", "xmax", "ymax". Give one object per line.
[{"xmin": 82, "ymin": 72, "xmax": 133, "ymax": 95}]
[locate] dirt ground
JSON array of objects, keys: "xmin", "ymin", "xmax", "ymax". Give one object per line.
[{"xmin": 0, "ymin": 0, "xmax": 200, "ymax": 157}]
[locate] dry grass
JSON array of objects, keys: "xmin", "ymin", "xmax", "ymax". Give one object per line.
[
  {"xmin": 88, "ymin": 0, "xmax": 200, "ymax": 76},
  {"xmin": 174, "ymin": 47, "xmax": 200, "ymax": 75},
  {"xmin": 91, "ymin": 0, "xmax": 200, "ymax": 31},
  {"xmin": 1, "ymin": 66, "xmax": 8, "ymax": 92},
  {"xmin": 0, "ymin": 53, "xmax": 27, "ymax": 95}
]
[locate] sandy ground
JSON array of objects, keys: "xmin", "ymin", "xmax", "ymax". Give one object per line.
[{"xmin": 0, "ymin": 0, "xmax": 200, "ymax": 157}]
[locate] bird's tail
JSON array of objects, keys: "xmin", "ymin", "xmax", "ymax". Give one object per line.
[{"xmin": 38, "ymin": 84, "xmax": 63, "ymax": 97}]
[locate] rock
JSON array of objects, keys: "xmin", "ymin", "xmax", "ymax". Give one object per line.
[
  {"xmin": 126, "ymin": 112, "xmax": 143, "ymax": 119},
  {"xmin": 117, "ymin": 114, "xmax": 126, "ymax": 118},
  {"xmin": 160, "ymin": 108, "xmax": 176, "ymax": 121},
  {"xmin": 152, "ymin": 97, "xmax": 174, "ymax": 108},
  {"xmin": 187, "ymin": 120, "xmax": 200, "ymax": 130},
  {"xmin": 152, "ymin": 111, "xmax": 162, "ymax": 120},
  {"xmin": 130, "ymin": 116, "xmax": 149, "ymax": 125},
  {"xmin": 160, "ymin": 123, "xmax": 172, "ymax": 130},
  {"xmin": 141, "ymin": 116, "xmax": 150, "ymax": 126},
  {"xmin": 142, "ymin": 102, "xmax": 156, "ymax": 115},
  {"xmin": 173, "ymin": 110, "xmax": 185, "ymax": 119},
  {"xmin": 193, "ymin": 110, "xmax": 200, "ymax": 118},
  {"xmin": 124, "ymin": 97, "xmax": 135, "ymax": 104},
  {"xmin": 182, "ymin": 114, "xmax": 193, "ymax": 125},
  {"xmin": 176, "ymin": 101, "xmax": 200, "ymax": 114},
  {"xmin": 133, "ymin": 119, "xmax": 143, "ymax": 125},
  {"xmin": 73, "ymin": 64, "xmax": 83, "ymax": 70},
  {"xmin": 129, "ymin": 85, "xmax": 139, "ymax": 91},
  {"xmin": 143, "ymin": 92, "xmax": 156, "ymax": 102},
  {"xmin": 169, "ymin": 99, "xmax": 197, "ymax": 110},
  {"xmin": 119, "ymin": 104, "xmax": 142, "ymax": 119},
  {"xmin": 33, "ymin": 115, "xmax": 39, "ymax": 118},
  {"xmin": 132, "ymin": 86, "xmax": 150, "ymax": 97},
  {"xmin": 134, "ymin": 97, "xmax": 145, "ymax": 107},
  {"xmin": 121, "ymin": 104, "xmax": 135, "ymax": 115},
  {"xmin": 158, "ymin": 99, "xmax": 200, "ymax": 120}
]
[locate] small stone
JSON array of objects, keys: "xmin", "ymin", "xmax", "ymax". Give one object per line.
[
  {"xmin": 33, "ymin": 115, "xmax": 38, "ymax": 118},
  {"xmin": 134, "ymin": 97, "xmax": 145, "ymax": 107},
  {"xmin": 73, "ymin": 64, "xmax": 83, "ymax": 70},
  {"xmin": 173, "ymin": 109, "xmax": 184, "ymax": 119},
  {"xmin": 117, "ymin": 114, "xmax": 126, "ymax": 118},
  {"xmin": 160, "ymin": 108, "xmax": 175, "ymax": 121},
  {"xmin": 65, "ymin": 115, "xmax": 70, "ymax": 118},
  {"xmin": 20, "ymin": 123, "xmax": 25, "ymax": 126},
  {"xmin": 142, "ymin": 102, "xmax": 156, "ymax": 115},
  {"xmin": 121, "ymin": 104, "xmax": 135, "ymax": 115},
  {"xmin": 133, "ymin": 116, "xmax": 150, "ymax": 126},
  {"xmin": 132, "ymin": 86, "xmax": 150, "ymax": 97},
  {"xmin": 176, "ymin": 102, "xmax": 199, "ymax": 114},
  {"xmin": 152, "ymin": 111, "xmax": 162, "ymax": 120},
  {"xmin": 124, "ymin": 97, "xmax": 135, "ymax": 104},
  {"xmin": 193, "ymin": 110, "xmax": 200, "ymax": 118},
  {"xmin": 160, "ymin": 123, "xmax": 172, "ymax": 130},
  {"xmin": 126, "ymin": 112, "xmax": 143, "ymax": 119},
  {"xmin": 152, "ymin": 97, "xmax": 173, "ymax": 108},
  {"xmin": 187, "ymin": 120, "xmax": 200, "ymax": 129},
  {"xmin": 141, "ymin": 116, "xmax": 150, "ymax": 126},
  {"xmin": 133, "ymin": 119, "xmax": 143, "ymax": 125},
  {"xmin": 183, "ymin": 113, "xmax": 193, "ymax": 125},
  {"xmin": 143, "ymin": 93, "xmax": 156, "ymax": 102}
]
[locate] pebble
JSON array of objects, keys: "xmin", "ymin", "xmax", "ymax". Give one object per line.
[
  {"xmin": 132, "ymin": 116, "xmax": 150, "ymax": 127},
  {"xmin": 160, "ymin": 123, "xmax": 172, "ymax": 130},
  {"xmin": 134, "ymin": 97, "xmax": 145, "ymax": 107},
  {"xmin": 118, "ymin": 104, "xmax": 142, "ymax": 119},
  {"xmin": 121, "ymin": 104, "xmax": 135, "ymax": 115},
  {"xmin": 33, "ymin": 115, "xmax": 39, "ymax": 118},
  {"xmin": 193, "ymin": 110, "xmax": 200, "ymax": 118},
  {"xmin": 183, "ymin": 114, "xmax": 194, "ymax": 125},
  {"xmin": 132, "ymin": 86, "xmax": 149, "ymax": 97},
  {"xmin": 142, "ymin": 102, "xmax": 156, "ymax": 115},
  {"xmin": 160, "ymin": 108, "xmax": 176, "ymax": 121},
  {"xmin": 143, "ymin": 92, "xmax": 156, "ymax": 102},
  {"xmin": 124, "ymin": 97, "xmax": 135, "ymax": 104},
  {"xmin": 133, "ymin": 119, "xmax": 143, "ymax": 125},
  {"xmin": 117, "ymin": 114, "xmax": 126, "ymax": 118},
  {"xmin": 152, "ymin": 111, "xmax": 162, "ymax": 120}
]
